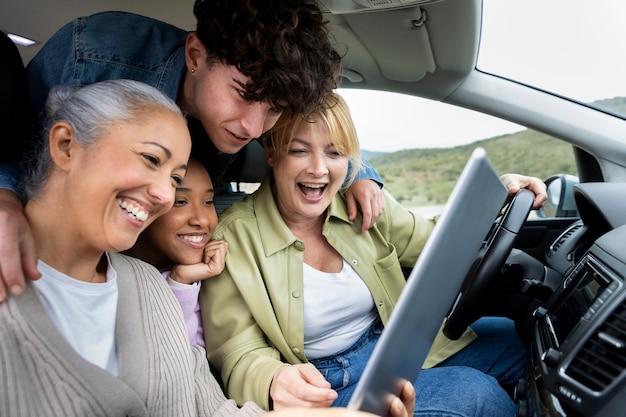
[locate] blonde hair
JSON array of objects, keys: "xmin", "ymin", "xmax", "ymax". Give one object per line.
[{"xmin": 264, "ymin": 92, "xmax": 363, "ymax": 185}]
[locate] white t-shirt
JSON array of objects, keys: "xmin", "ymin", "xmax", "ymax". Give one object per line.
[
  {"xmin": 303, "ymin": 259, "xmax": 377, "ymax": 359},
  {"xmin": 33, "ymin": 256, "xmax": 119, "ymax": 375}
]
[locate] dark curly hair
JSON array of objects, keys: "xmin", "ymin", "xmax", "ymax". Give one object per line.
[{"xmin": 193, "ymin": 0, "xmax": 342, "ymax": 116}]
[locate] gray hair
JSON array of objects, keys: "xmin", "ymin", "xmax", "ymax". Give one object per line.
[{"xmin": 22, "ymin": 79, "xmax": 183, "ymax": 200}]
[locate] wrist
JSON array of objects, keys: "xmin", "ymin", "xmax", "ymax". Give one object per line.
[
  {"xmin": 168, "ymin": 269, "xmax": 189, "ymax": 285},
  {"xmin": 168, "ymin": 269, "xmax": 199, "ymax": 286}
]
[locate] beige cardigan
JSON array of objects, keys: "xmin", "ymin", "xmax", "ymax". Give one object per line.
[{"xmin": 0, "ymin": 252, "xmax": 264, "ymax": 417}]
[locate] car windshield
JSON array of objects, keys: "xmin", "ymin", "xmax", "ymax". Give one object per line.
[{"xmin": 478, "ymin": 0, "xmax": 626, "ymax": 120}]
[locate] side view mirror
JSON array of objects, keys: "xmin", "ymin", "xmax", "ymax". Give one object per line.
[{"xmin": 536, "ymin": 174, "xmax": 580, "ymax": 218}]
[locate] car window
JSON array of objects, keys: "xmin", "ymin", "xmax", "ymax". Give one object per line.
[
  {"xmin": 339, "ymin": 88, "xmax": 577, "ymax": 217},
  {"xmin": 479, "ymin": 0, "xmax": 626, "ymax": 120}
]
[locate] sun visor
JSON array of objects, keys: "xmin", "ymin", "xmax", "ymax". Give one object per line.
[
  {"xmin": 318, "ymin": 0, "xmax": 438, "ymax": 14},
  {"xmin": 343, "ymin": 7, "xmax": 435, "ymax": 82}
]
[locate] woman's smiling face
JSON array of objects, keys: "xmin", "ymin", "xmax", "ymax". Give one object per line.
[
  {"xmin": 141, "ymin": 158, "xmax": 218, "ymax": 268},
  {"xmin": 65, "ymin": 107, "xmax": 191, "ymax": 253},
  {"xmin": 268, "ymin": 118, "xmax": 349, "ymax": 224}
]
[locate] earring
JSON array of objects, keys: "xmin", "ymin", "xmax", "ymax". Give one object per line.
[{"xmin": 189, "ymin": 68, "xmax": 196, "ymax": 74}]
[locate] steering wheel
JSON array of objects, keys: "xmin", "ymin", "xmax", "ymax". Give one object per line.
[{"xmin": 443, "ymin": 188, "xmax": 535, "ymax": 340}]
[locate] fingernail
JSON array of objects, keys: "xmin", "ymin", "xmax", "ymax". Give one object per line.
[{"xmin": 10, "ymin": 285, "xmax": 23, "ymax": 296}]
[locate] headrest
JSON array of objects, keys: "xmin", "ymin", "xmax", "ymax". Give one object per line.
[{"xmin": 221, "ymin": 139, "xmax": 270, "ymax": 184}]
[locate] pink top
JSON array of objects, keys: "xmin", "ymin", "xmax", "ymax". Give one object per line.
[{"xmin": 162, "ymin": 270, "xmax": 205, "ymax": 347}]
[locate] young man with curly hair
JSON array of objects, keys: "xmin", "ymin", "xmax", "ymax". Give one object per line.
[{"xmin": 0, "ymin": 0, "xmax": 385, "ymax": 297}]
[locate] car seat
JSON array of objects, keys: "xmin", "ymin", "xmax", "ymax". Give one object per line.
[{"xmin": 214, "ymin": 139, "xmax": 269, "ymax": 214}]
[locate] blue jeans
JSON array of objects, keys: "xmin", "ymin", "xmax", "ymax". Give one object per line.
[
  {"xmin": 437, "ymin": 317, "xmax": 527, "ymax": 386},
  {"xmin": 310, "ymin": 318, "xmax": 518, "ymax": 417}
]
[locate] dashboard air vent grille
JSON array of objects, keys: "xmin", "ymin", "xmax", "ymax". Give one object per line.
[
  {"xmin": 565, "ymin": 300, "xmax": 626, "ymax": 391},
  {"xmin": 551, "ymin": 223, "xmax": 582, "ymax": 252}
]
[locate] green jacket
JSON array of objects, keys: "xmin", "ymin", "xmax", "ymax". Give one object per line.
[{"xmin": 200, "ymin": 179, "xmax": 476, "ymax": 409}]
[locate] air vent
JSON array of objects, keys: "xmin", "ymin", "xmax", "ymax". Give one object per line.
[
  {"xmin": 565, "ymin": 300, "xmax": 626, "ymax": 392},
  {"xmin": 366, "ymin": 0, "xmax": 394, "ymax": 6},
  {"xmin": 551, "ymin": 223, "xmax": 583, "ymax": 253},
  {"xmin": 318, "ymin": 0, "xmax": 436, "ymax": 14}
]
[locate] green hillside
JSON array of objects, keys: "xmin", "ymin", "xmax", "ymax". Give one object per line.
[{"xmin": 368, "ymin": 129, "xmax": 577, "ymax": 207}]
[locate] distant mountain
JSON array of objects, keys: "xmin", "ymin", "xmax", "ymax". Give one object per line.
[
  {"xmin": 362, "ymin": 96, "xmax": 623, "ymax": 207},
  {"xmin": 368, "ymin": 130, "xmax": 576, "ymax": 207},
  {"xmin": 592, "ymin": 96, "xmax": 626, "ymax": 116},
  {"xmin": 361, "ymin": 149, "xmax": 386, "ymax": 160}
]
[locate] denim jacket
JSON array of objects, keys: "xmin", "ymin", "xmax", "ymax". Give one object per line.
[{"xmin": 0, "ymin": 11, "xmax": 382, "ymax": 191}]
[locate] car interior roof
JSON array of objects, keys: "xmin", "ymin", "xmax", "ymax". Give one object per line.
[{"xmin": 2, "ymin": 0, "xmax": 476, "ymax": 100}]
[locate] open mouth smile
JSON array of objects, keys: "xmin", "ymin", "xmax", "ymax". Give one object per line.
[
  {"xmin": 298, "ymin": 182, "xmax": 327, "ymax": 199},
  {"xmin": 117, "ymin": 198, "xmax": 149, "ymax": 222},
  {"xmin": 178, "ymin": 233, "xmax": 207, "ymax": 249}
]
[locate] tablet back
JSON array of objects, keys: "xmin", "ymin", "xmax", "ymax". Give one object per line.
[{"xmin": 347, "ymin": 147, "xmax": 509, "ymax": 415}]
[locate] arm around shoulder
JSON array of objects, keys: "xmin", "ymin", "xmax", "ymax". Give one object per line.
[
  {"xmin": 346, "ymin": 157, "xmax": 385, "ymax": 231},
  {"xmin": 0, "ymin": 187, "xmax": 40, "ymax": 301}
]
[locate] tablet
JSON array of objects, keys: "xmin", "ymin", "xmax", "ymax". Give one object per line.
[{"xmin": 347, "ymin": 147, "xmax": 509, "ymax": 415}]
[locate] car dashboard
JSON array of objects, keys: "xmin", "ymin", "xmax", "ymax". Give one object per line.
[{"xmin": 517, "ymin": 183, "xmax": 626, "ymax": 417}]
